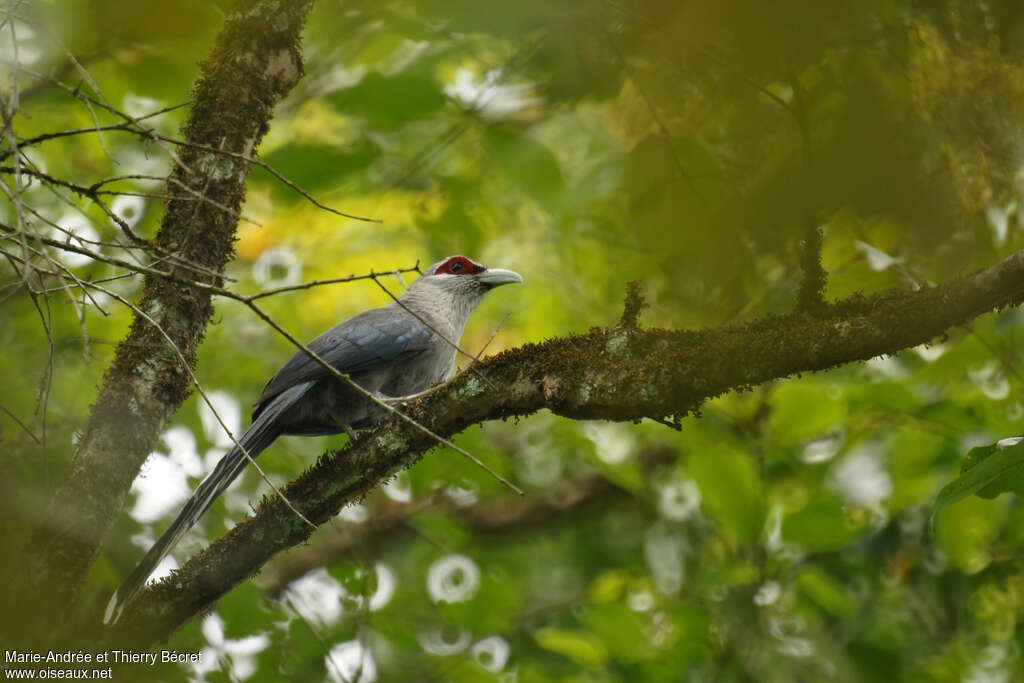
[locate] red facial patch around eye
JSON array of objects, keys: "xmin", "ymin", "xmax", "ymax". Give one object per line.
[{"xmin": 436, "ymin": 256, "xmax": 485, "ymax": 275}]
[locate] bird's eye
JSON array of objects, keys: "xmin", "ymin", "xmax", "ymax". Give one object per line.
[{"xmin": 450, "ymin": 261, "xmax": 463, "ymax": 272}]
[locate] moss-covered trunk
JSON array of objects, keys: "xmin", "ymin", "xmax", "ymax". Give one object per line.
[{"xmin": 6, "ymin": 0, "xmax": 314, "ymax": 646}]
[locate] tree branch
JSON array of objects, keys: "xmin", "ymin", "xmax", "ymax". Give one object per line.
[
  {"xmin": 260, "ymin": 447, "xmax": 678, "ymax": 597},
  {"xmin": 14, "ymin": 0, "xmax": 315, "ymax": 636},
  {"xmin": 107, "ymin": 248, "xmax": 1024, "ymax": 646},
  {"xmin": 259, "ymin": 473, "xmax": 624, "ymax": 597}
]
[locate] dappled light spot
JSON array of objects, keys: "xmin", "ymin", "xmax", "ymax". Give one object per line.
[
  {"xmin": 368, "ymin": 563, "xmax": 396, "ymax": 612},
  {"xmin": 444, "ymin": 68, "xmax": 540, "ymax": 118},
  {"xmin": 830, "ymin": 443, "xmax": 892, "ymax": 509},
  {"xmin": 51, "ymin": 213, "xmax": 100, "ymax": 268},
  {"xmin": 252, "ymin": 246, "xmax": 303, "ymax": 288},
  {"xmin": 191, "ymin": 613, "xmax": 270, "ymax": 682},
  {"xmin": 109, "ymin": 194, "xmax": 147, "ymax": 229},
  {"xmin": 762, "ymin": 505, "xmax": 786, "ymax": 555},
  {"xmin": 285, "ymin": 568, "xmax": 345, "ymax": 628},
  {"xmin": 914, "ymin": 343, "xmax": 946, "ymax": 362},
  {"xmin": 516, "ymin": 444, "xmax": 563, "ymax": 487},
  {"xmin": 583, "ymin": 422, "xmax": 635, "ymax": 465},
  {"xmin": 644, "ymin": 523, "xmax": 686, "ymax": 596},
  {"xmin": 122, "ymin": 94, "xmax": 168, "ymax": 126},
  {"xmin": 754, "ymin": 581, "xmax": 781, "ymax": 607},
  {"xmin": 657, "ymin": 477, "xmax": 701, "ymax": 521},
  {"xmin": 148, "ymin": 554, "xmax": 178, "ymax": 585},
  {"xmin": 983, "ymin": 376, "xmax": 1010, "ymax": 401},
  {"xmin": 382, "ymin": 471, "xmax": 412, "ymax": 502},
  {"xmin": 802, "ymin": 433, "xmax": 843, "ymax": 464},
  {"xmin": 0, "ymin": 23, "xmax": 43, "ymax": 65},
  {"xmin": 627, "ymin": 589, "xmax": 655, "ymax": 612},
  {"xmin": 855, "ymin": 240, "xmax": 903, "ymax": 271},
  {"xmin": 417, "ymin": 626, "xmax": 471, "ymax": 655},
  {"xmin": 129, "ymin": 426, "xmax": 202, "ymax": 523},
  {"xmin": 775, "ymin": 636, "xmax": 814, "ymax": 659},
  {"xmin": 197, "ymin": 390, "xmax": 242, "ymax": 449},
  {"xmin": 426, "ymin": 554, "xmax": 480, "ymax": 604},
  {"xmin": 768, "ymin": 615, "xmax": 814, "ymax": 659},
  {"xmin": 325, "ymin": 639, "xmax": 377, "ymax": 683},
  {"xmin": 444, "ymin": 480, "xmax": 479, "ymax": 507},
  {"xmin": 864, "ymin": 355, "xmax": 908, "ymax": 379},
  {"xmin": 986, "ymin": 201, "xmax": 1016, "ymax": 245},
  {"xmin": 471, "ymin": 635, "xmax": 510, "ymax": 673},
  {"xmin": 338, "ymin": 502, "xmax": 369, "ymax": 523}
]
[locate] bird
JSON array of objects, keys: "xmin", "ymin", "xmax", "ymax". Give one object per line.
[{"xmin": 103, "ymin": 255, "xmax": 522, "ymax": 624}]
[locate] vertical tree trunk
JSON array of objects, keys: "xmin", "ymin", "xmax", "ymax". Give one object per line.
[{"xmin": 9, "ymin": 0, "xmax": 314, "ymax": 643}]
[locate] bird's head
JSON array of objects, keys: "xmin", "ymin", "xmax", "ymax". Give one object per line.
[
  {"xmin": 400, "ymin": 255, "xmax": 522, "ymax": 323},
  {"xmin": 420, "ymin": 255, "xmax": 523, "ymax": 293}
]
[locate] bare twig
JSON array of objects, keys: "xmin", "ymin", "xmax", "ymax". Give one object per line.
[
  {"xmin": 606, "ymin": 32, "xmax": 706, "ymax": 204},
  {"xmin": 0, "ymin": 402, "xmax": 40, "ymax": 444},
  {"xmin": 241, "ymin": 295, "xmax": 523, "ymax": 496},
  {"xmin": 9, "ymin": 101, "xmax": 191, "ymax": 152},
  {"xmin": 146, "ymin": 132, "xmax": 380, "ymax": 223},
  {"xmin": 0, "ymin": 242, "xmax": 317, "ymax": 531},
  {"xmin": 475, "ymin": 311, "xmax": 512, "ymax": 360},
  {"xmin": 369, "ymin": 274, "xmax": 500, "ymax": 390},
  {"xmin": 244, "ymin": 266, "xmax": 420, "ymax": 301},
  {"xmin": 1, "ymin": 222, "xmax": 522, "ymax": 498},
  {"xmin": 1, "ymin": 60, "xmax": 190, "ymax": 172}
]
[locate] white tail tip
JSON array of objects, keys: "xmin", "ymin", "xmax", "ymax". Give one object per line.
[{"xmin": 103, "ymin": 590, "xmax": 123, "ymax": 625}]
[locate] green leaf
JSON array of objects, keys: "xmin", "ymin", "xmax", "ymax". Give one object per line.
[
  {"xmin": 483, "ymin": 126, "xmax": 566, "ymax": 214},
  {"xmin": 327, "ymin": 70, "xmax": 446, "ymax": 129},
  {"xmin": 796, "ymin": 566, "xmax": 858, "ymax": 618},
  {"xmin": 783, "ymin": 499, "xmax": 865, "ymax": 552},
  {"xmin": 933, "ymin": 441, "xmax": 1024, "ymax": 519},
  {"xmin": 579, "ymin": 603, "xmax": 649, "ymax": 661},
  {"xmin": 587, "ymin": 570, "xmax": 627, "ymax": 604},
  {"xmin": 255, "ymin": 142, "xmax": 379, "ymax": 192},
  {"xmin": 689, "ymin": 447, "xmax": 762, "ymax": 542},
  {"xmin": 534, "ymin": 627, "xmax": 609, "ymax": 667},
  {"xmin": 769, "ymin": 383, "xmax": 845, "ymax": 447},
  {"xmin": 933, "ymin": 494, "xmax": 1008, "ymax": 574}
]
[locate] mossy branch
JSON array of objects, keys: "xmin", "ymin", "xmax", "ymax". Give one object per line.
[{"xmin": 105, "ymin": 248, "xmax": 1024, "ymax": 646}]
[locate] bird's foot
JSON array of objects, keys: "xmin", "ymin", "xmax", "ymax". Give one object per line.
[{"xmin": 330, "ymin": 412, "xmax": 358, "ymax": 441}]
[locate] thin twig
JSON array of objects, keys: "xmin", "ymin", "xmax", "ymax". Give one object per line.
[
  {"xmin": 0, "ymin": 59, "xmax": 190, "ymax": 172},
  {"xmin": 148, "ymin": 132, "xmax": 380, "ymax": 223},
  {"xmin": 8, "ymin": 100, "xmax": 192, "ymax": 153},
  {"xmin": 0, "ymin": 402, "xmax": 40, "ymax": 444},
  {"xmin": 605, "ymin": 33, "xmax": 706, "ymax": 204},
  {"xmin": 0, "ymin": 222, "xmax": 398, "ymax": 306},
  {"xmin": 1, "ymin": 230, "xmax": 523, "ymax": 496},
  {"xmin": 0, "ymin": 240, "xmax": 315, "ymax": 527},
  {"xmin": 26, "ymin": 290, "xmax": 52, "ymax": 482},
  {"xmin": 475, "ymin": 311, "xmax": 512, "ymax": 360},
  {"xmin": 67, "ymin": 284, "xmax": 313, "ymax": 528},
  {"xmin": 242, "ymin": 295, "xmax": 524, "ymax": 496},
  {"xmin": 369, "ymin": 274, "xmax": 499, "ymax": 391},
  {"xmin": 244, "ymin": 267, "xmax": 421, "ymax": 301}
]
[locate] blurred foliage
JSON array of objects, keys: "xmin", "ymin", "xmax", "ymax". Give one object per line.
[{"xmin": 4, "ymin": 0, "xmax": 1024, "ymax": 681}]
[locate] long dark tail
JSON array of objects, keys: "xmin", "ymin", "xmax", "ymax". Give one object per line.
[{"xmin": 103, "ymin": 382, "xmax": 313, "ymax": 625}]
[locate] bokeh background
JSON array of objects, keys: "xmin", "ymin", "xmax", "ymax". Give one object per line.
[{"xmin": 4, "ymin": 0, "xmax": 1024, "ymax": 680}]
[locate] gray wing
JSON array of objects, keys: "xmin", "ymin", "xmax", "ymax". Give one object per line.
[{"xmin": 253, "ymin": 306, "xmax": 433, "ymax": 412}]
